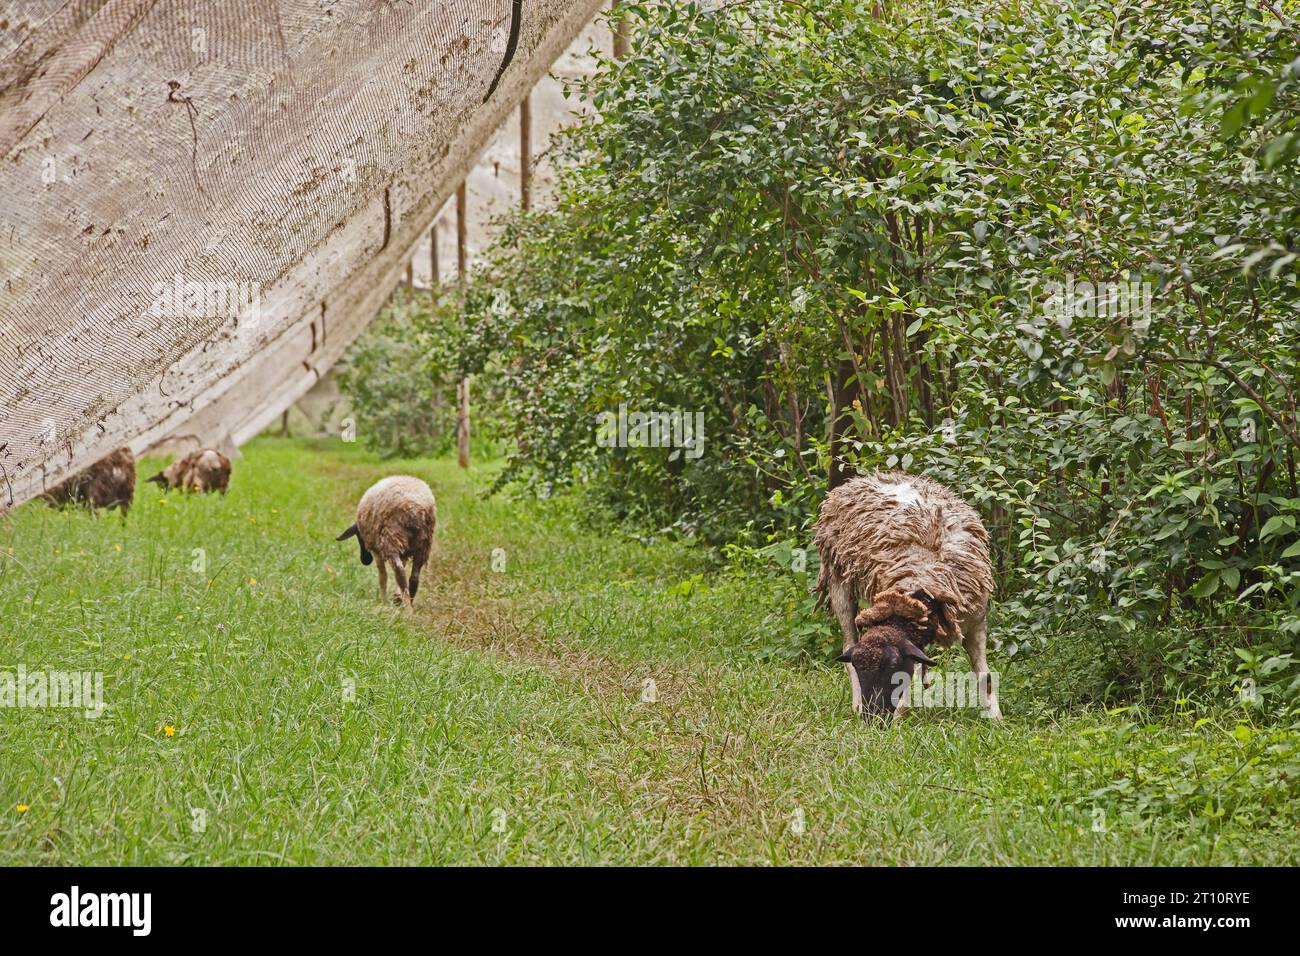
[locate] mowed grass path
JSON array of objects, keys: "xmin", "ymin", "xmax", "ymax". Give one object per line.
[{"xmin": 0, "ymin": 439, "xmax": 1294, "ymax": 864}]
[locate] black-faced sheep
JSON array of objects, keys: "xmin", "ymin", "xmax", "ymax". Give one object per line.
[
  {"xmin": 42, "ymin": 447, "xmax": 136, "ymax": 516},
  {"xmin": 336, "ymin": 476, "xmax": 437, "ymax": 608},
  {"xmin": 814, "ymin": 471, "xmax": 1000, "ymax": 719},
  {"xmin": 147, "ymin": 448, "xmax": 231, "ymax": 494}
]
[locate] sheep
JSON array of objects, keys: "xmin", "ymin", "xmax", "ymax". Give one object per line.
[
  {"xmin": 146, "ymin": 448, "xmax": 231, "ymax": 494},
  {"xmin": 42, "ymin": 447, "xmax": 136, "ymax": 517},
  {"xmin": 814, "ymin": 470, "xmax": 1000, "ymax": 719},
  {"xmin": 336, "ymin": 476, "xmax": 436, "ymax": 608}
]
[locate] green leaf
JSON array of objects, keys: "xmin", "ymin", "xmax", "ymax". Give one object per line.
[
  {"xmin": 1189, "ymin": 572, "xmax": 1220, "ymax": 599},
  {"xmin": 1260, "ymin": 515, "xmax": 1295, "ymax": 541}
]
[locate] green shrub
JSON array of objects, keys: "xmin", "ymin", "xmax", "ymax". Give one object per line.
[{"xmin": 337, "ymin": 289, "xmax": 510, "ymax": 460}]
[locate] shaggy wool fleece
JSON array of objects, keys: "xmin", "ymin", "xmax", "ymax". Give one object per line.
[
  {"xmin": 814, "ymin": 471, "xmax": 993, "ymax": 645},
  {"xmin": 43, "ymin": 447, "xmax": 136, "ymax": 514},
  {"xmin": 355, "ymin": 475, "xmax": 437, "ymax": 565},
  {"xmin": 152, "ymin": 448, "xmax": 232, "ymax": 494}
]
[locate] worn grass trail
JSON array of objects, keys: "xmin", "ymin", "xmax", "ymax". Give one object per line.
[{"xmin": 0, "ymin": 439, "xmax": 1293, "ymax": 864}]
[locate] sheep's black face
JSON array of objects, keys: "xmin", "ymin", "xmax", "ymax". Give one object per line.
[
  {"xmin": 855, "ymin": 644, "xmax": 914, "ymax": 718},
  {"xmin": 838, "ymin": 630, "xmax": 936, "ymax": 720}
]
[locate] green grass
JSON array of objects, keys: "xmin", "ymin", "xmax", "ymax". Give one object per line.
[{"xmin": 0, "ymin": 438, "xmax": 1294, "ymax": 864}]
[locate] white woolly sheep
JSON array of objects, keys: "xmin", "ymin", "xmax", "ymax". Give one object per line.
[
  {"xmin": 336, "ymin": 476, "xmax": 437, "ymax": 608},
  {"xmin": 814, "ymin": 471, "xmax": 1000, "ymax": 719},
  {"xmin": 43, "ymin": 447, "xmax": 136, "ymax": 517},
  {"xmin": 147, "ymin": 448, "xmax": 231, "ymax": 494}
]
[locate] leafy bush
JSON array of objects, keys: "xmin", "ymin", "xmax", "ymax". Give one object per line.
[
  {"xmin": 337, "ymin": 289, "xmax": 510, "ymax": 460},
  {"xmin": 452, "ymin": 0, "xmax": 1300, "ymax": 705}
]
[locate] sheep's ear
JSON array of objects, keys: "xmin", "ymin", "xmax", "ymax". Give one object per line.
[
  {"xmin": 146, "ymin": 472, "xmax": 166, "ymax": 484},
  {"xmin": 336, "ymin": 523, "xmax": 359, "ymax": 542},
  {"xmin": 836, "ymin": 651, "xmax": 853, "ymax": 663}
]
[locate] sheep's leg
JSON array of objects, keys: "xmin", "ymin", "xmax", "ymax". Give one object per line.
[
  {"xmin": 962, "ymin": 618, "xmax": 1002, "ymax": 719},
  {"xmin": 828, "ymin": 577, "xmax": 863, "ymax": 714},
  {"xmin": 408, "ymin": 556, "xmax": 425, "ymax": 603},
  {"xmin": 376, "ymin": 561, "xmax": 388, "ymax": 603},
  {"xmin": 391, "ymin": 561, "xmax": 411, "ymax": 609}
]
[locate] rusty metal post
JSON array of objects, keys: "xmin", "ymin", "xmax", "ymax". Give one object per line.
[
  {"xmin": 613, "ymin": 0, "xmax": 631, "ymax": 58},
  {"xmin": 520, "ymin": 93, "xmax": 532, "ymax": 211},
  {"xmin": 456, "ymin": 181, "xmax": 468, "ymax": 279},
  {"xmin": 429, "ymin": 220, "xmax": 440, "ymax": 288},
  {"xmin": 456, "ymin": 180, "xmax": 470, "ymax": 468}
]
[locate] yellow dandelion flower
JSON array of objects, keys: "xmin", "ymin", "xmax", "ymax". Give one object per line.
[
  {"xmin": 114, "ymin": 544, "xmax": 122, "ymax": 552},
  {"xmin": 159, "ymin": 498, "xmax": 168, "ymax": 505},
  {"xmin": 247, "ymin": 577, "xmax": 257, "ymax": 587},
  {"xmin": 16, "ymin": 804, "xmax": 29, "ymax": 813},
  {"xmin": 164, "ymin": 725, "xmax": 176, "ymax": 738}
]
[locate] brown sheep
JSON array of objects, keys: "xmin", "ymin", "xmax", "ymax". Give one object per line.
[
  {"xmin": 147, "ymin": 448, "xmax": 231, "ymax": 494},
  {"xmin": 814, "ymin": 471, "xmax": 999, "ymax": 719},
  {"xmin": 336, "ymin": 476, "xmax": 436, "ymax": 608},
  {"xmin": 42, "ymin": 447, "xmax": 136, "ymax": 516}
]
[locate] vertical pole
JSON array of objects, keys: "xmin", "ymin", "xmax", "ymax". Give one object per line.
[
  {"xmin": 613, "ymin": 0, "xmax": 631, "ymax": 59},
  {"xmin": 405, "ymin": 259, "xmax": 414, "ymax": 288},
  {"xmin": 456, "ymin": 180, "xmax": 470, "ymax": 469},
  {"xmin": 429, "ymin": 220, "xmax": 440, "ymax": 289},
  {"xmin": 457, "ymin": 378, "xmax": 471, "ymax": 469},
  {"xmin": 429, "ymin": 219, "xmax": 440, "ymax": 448},
  {"xmin": 520, "ymin": 93, "xmax": 532, "ymax": 212},
  {"xmin": 456, "ymin": 181, "xmax": 468, "ymax": 278}
]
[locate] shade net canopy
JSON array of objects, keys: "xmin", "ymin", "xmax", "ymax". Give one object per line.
[{"xmin": 0, "ymin": 0, "xmax": 603, "ymax": 511}]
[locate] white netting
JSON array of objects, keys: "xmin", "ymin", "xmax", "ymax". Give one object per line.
[{"xmin": 0, "ymin": 0, "xmax": 603, "ymax": 510}]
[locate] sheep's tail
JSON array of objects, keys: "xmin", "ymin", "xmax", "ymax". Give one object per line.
[{"xmin": 336, "ymin": 523, "xmax": 358, "ymax": 541}]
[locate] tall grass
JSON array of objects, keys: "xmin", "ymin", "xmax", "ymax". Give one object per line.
[{"xmin": 0, "ymin": 439, "xmax": 1292, "ymax": 864}]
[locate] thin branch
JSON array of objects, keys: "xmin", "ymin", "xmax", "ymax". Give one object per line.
[{"xmin": 1154, "ymin": 354, "xmax": 1300, "ymax": 449}]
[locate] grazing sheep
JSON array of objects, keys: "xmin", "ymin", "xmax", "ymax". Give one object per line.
[
  {"xmin": 146, "ymin": 448, "xmax": 231, "ymax": 494},
  {"xmin": 43, "ymin": 447, "xmax": 137, "ymax": 516},
  {"xmin": 814, "ymin": 471, "xmax": 999, "ymax": 719},
  {"xmin": 336, "ymin": 476, "xmax": 436, "ymax": 608}
]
